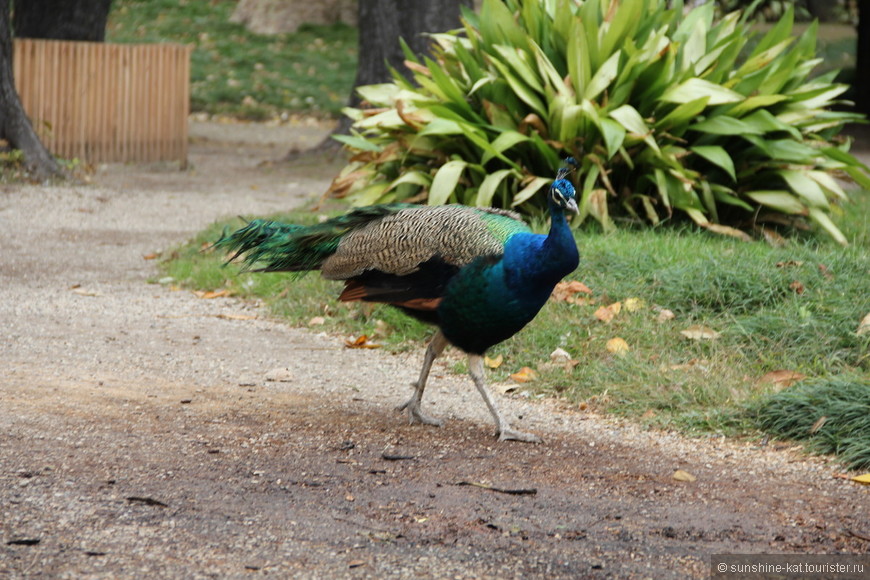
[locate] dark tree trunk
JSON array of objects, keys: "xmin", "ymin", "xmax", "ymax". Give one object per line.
[
  {"xmin": 0, "ymin": 0, "xmax": 66, "ymax": 180},
  {"xmin": 296, "ymin": 0, "xmax": 471, "ymax": 157},
  {"xmin": 13, "ymin": 0, "xmax": 113, "ymax": 42},
  {"xmin": 856, "ymin": 1, "xmax": 869, "ymax": 115}
]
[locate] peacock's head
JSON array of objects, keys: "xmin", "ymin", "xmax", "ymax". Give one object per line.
[{"xmin": 549, "ymin": 161, "xmax": 578, "ymax": 214}]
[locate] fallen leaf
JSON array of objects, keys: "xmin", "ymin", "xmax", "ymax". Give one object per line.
[
  {"xmin": 623, "ymin": 297, "xmax": 645, "ymax": 312},
  {"xmin": 700, "ymin": 222, "xmax": 752, "ymax": 242},
  {"xmin": 672, "ymin": 469, "xmax": 696, "ymax": 482},
  {"xmin": 656, "ymin": 309, "xmax": 675, "ymax": 323},
  {"xmin": 550, "ymin": 347, "xmax": 571, "ymax": 361},
  {"xmin": 776, "ymin": 260, "xmax": 804, "ymax": 268},
  {"xmin": 484, "ymin": 354, "xmax": 504, "ymax": 369},
  {"xmin": 594, "ymin": 302, "xmax": 621, "ymax": 323},
  {"xmin": 789, "ymin": 280, "xmax": 804, "ymax": 294},
  {"xmin": 217, "ymin": 313, "xmax": 257, "ymax": 321},
  {"xmin": 510, "ymin": 367, "xmax": 538, "ymax": 383},
  {"xmin": 756, "ymin": 370, "xmax": 806, "ymax": 389},
  {"xmin": 493, "ymin": 383, "xmax": 519, "ymax": 395},
  {"xmin": 760, "ymin": 227, "xmax": 787, "ymax": 247},
  {"xmin": 850, "ymin": 473, "xmax": 870, "ymax": 485},
  {"xmin": 809, "ymin": 416, "xmax": 827, "ymax": 435},
  {"xmin": 196, "ymin": 289, "xmax": 229, "ymax": 299},
  {"xmin": 552, "ymin": 280, "xmax": 593, "ymax": 303},
  {"xmin": 308, "ymin": 316, "xmax": 326, "ymax": 326},
  {"xmin": 142, "ymin": 252, "xmax": 159, "ymax": 260},
  {"xmin": 680, "ymin": 325, "xmax": 720, "ymax": 340},
  {"xmin": 72, "ymin": 288, "xmax": 102, "ymax": 297},
  {"xmin": 605, "ymin": 337, "xmax": 629, "ymax": 356},
  {"xmin": 265, "ymin": 368, "xmax": 293, "ymax": 382},
  {"xmin": 817, "ymin": 263, "xmax": 833, "ymax": 280},
  {"xmin": 344, "ymin": 335, "xmax": 381, "ymax": 349},
  {"xmin": 348, "ymin": 560, "xmax": 366, "ymax": 569},
  {"xmin": 857, "ymin": 313, "xmax": 870, "ymax": 336}
]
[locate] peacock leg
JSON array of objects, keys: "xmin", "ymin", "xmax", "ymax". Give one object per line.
[
  {"xmin": 396, "ymin": 331, "xmax": 449, "ymax": 426},
  {"xmin": 467, "ymin": 354, "xmax": 542, "ymax": 443}
]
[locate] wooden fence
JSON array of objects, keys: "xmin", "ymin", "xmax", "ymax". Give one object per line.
[{"xmin": 12, "ymin": 39, "xmax": 192, "ymax": 165}]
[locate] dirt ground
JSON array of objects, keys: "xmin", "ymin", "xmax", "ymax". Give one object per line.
[{"xmin": 1, "ymin": 119, "xmax": 868, "ymax": 579}]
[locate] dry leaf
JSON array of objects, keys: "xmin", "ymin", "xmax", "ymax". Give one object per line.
[
  {"xmin": 265, "ymin": 368, "xmax": 293, "ymax": 382},
  {"xmin": 510, "ymin": 367, "xmax": 538, "ymax": 383},
  {"xmin": 776, "ymin": 260, "xmax": 804, "ymax": 268},
  {"xmin": 308, "ymin": 316, "xmax": 326, "ymax": 326},
  {"xmin": 217, "ymin": 313, "xmax": 257, "ymax": 321},
  {"xmin": 680, "ymin": 325, "xmax": 720, "ymax": 340},
  {"xmin": 789, "ymin": 280, "xmax": 805, "ymax": 294},
  {"xmin": 701, "ymin": 223, "xmax": 752, "ymax": 242},
  {"xmin": 594, "ymin": 302, "xmax": 621, "ymax": 323},
  {"xmin": 760, "ymin": 227, "xmax": 786, "ymax": 247},
  {"xmin": 550, "ymin": 348, "xmax": 572, "ymax": 362},
  {"xmin": 850, "ymin": 473, "xmax": 870, "ymax": 485},
  {"xmin": 344, "ymin": 335, "xmax": 382, "ymax": 349},
  {"xmin": 142, "ymin": 252, "xmax": 159, "ymax": 260},
  {"xmin": 605, "ymin": 337, "xmax": 629, "ymax": 356},
  {"xmin": 809, "ymin": 416, "xmax": 827, "ymax": 435},
  {"xmin": 656, "ymin": 309, "xmax": 675, "ymax": 323},
  {"xmin": 624, "ymin": 297, "xmax": 645, "ymax": 312},
  {"xmin": 494, "ymin": 383, "xmax": 519, "ymax": 395},
  {"xmin": 672, "ymin": 469, "xmax": 697, "ymax": 482},
  {"xmin": 857, "ymin": 313, "xmax": 870, "ymax": 336},
  {"xmin": 197, "ymin": 289, "xmax": 229, "ymax": 299},
  {"xmin": 756, "ymin": 370, "xmax": 806, "ymax": 389},
  {"xmin": 817, "ymin": 263, "xmax": 833, "ymax": 280},
  {"xmin": 552, "ymin": 280, "xmax": 593, "ymax": 303},
  {"xmin": 484, "ymin": 354, "xmax": 504, "ymax": 369},
  {"xmin": 72, "ymin": 288, "xmax": 102, "ymax": 297}
]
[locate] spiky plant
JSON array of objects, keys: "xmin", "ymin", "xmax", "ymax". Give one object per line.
[{"xmin": 329, "ymin": 0, "xmax": 868, "ymax": 243}]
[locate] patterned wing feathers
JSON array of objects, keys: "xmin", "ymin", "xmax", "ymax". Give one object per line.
[{"xmin": 321, "ymin": 205, "xmax": 527, "ymax": 280}]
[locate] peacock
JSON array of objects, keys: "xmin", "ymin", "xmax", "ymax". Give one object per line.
[{"xmin": 215, "ymin": 160, "xmax": 580, "ymax": 442}]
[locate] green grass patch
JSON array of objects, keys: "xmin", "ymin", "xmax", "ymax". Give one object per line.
[
  {"xmin": 107, "ymin": 0, "xmax": 357, "ymax": 118},
  {"xmin": 161, "ymin": 191, "xmax": 870, "ymax": 466},
  {"xmin": 747, "ymin": 377, "xmax": 870, "ymax": 470}
]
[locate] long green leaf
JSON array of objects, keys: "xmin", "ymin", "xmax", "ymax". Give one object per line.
[
  {"xmin": 429, "ymin": 160, "xmax": 467, "ymax": 205},
  {"xmin": 512, "ymin": 176, "xmax": 551, "ymax": 207},
  {"xmin": 476, "ymin": 168, "xmax": 515, "ymax": 207},
  {"xmin": 660, "ymin": 78, "xmax": 742, "ymax": 105},
  {"xmin": 691, "ymin": 145, "xmax": 736, "ymax": 181}
]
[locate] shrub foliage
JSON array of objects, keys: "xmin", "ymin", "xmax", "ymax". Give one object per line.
[{"xmin": 329, "ymin": 0, "xmax": 869, "ymax": 242}]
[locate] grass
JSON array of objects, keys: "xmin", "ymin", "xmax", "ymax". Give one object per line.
[
  {"xmin": 106, "ymin": 0, "xmax": 357, "ymax": 118},
  {"xmin": 161, "ymin": 190, "xmax": 870, "ymax": 467}
]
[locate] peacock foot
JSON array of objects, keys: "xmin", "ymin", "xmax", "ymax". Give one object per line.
[
  {"xmin": 396, "ymin": 399, "xmax": 444, "ymax": 427},
  {"xmin": 497, "ymin": 427, "xmax": 543, "ymax": 444}
]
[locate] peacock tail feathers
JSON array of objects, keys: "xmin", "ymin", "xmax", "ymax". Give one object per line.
[{"xmin": 216, "ymin": 203, "xmax": 531, "ymax": 278}]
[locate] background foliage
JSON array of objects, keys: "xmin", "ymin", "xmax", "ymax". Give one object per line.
[{"xmin": 331, "ymin": 0, "xmax": 868, "ymax": 244}]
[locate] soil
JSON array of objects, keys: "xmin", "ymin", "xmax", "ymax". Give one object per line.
[{"xmin": 1, "ymin": 119, "xmax": 868, "ymax": 579}]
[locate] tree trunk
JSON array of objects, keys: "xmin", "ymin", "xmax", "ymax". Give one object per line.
[
  {"xmin": 13, "ymin": 0, "xmax": 113, "ymax": 42},
  {"xmin": 0, "ymin": 0, "xmax": 66, "ymax": 180},
  {"xmin": 856, "ymin": 1, "xmax": 869, "ymax": 116},
  {"xmin": 294, "ymin": 0, "xmax": 471, "ymax": 158}
]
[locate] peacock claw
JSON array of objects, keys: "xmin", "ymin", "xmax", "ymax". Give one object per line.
[
  {"xmin": 396, "ymin": 399, "xmax": 444, "ymax": 427},
  {"xmin": 498, "ymin": 428, "xmax": 543, "ymax": 444}
]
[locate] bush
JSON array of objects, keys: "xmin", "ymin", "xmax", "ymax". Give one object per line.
[{"xmin": 329, "ymin": 0, "xmax": 869, "ymax": 243}]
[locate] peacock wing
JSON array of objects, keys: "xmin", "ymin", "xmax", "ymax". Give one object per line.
[{"xmin": 321, "ymin": 205, "xmax": 529, "ymax": 280}]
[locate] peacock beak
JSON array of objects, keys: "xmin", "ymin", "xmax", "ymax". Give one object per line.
[{"xmin": 565, "ymin": 198, "xmax": 579, "ymax": 214}]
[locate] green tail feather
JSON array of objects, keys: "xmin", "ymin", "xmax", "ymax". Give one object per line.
[{"xmin": 215, "ymin": 204, "xmax": 416, "ymax": 273}]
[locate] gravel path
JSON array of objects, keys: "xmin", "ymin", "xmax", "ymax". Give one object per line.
[{"xmin": 1, "ymin": 121, "xmax": 867, "ymax": 579}]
